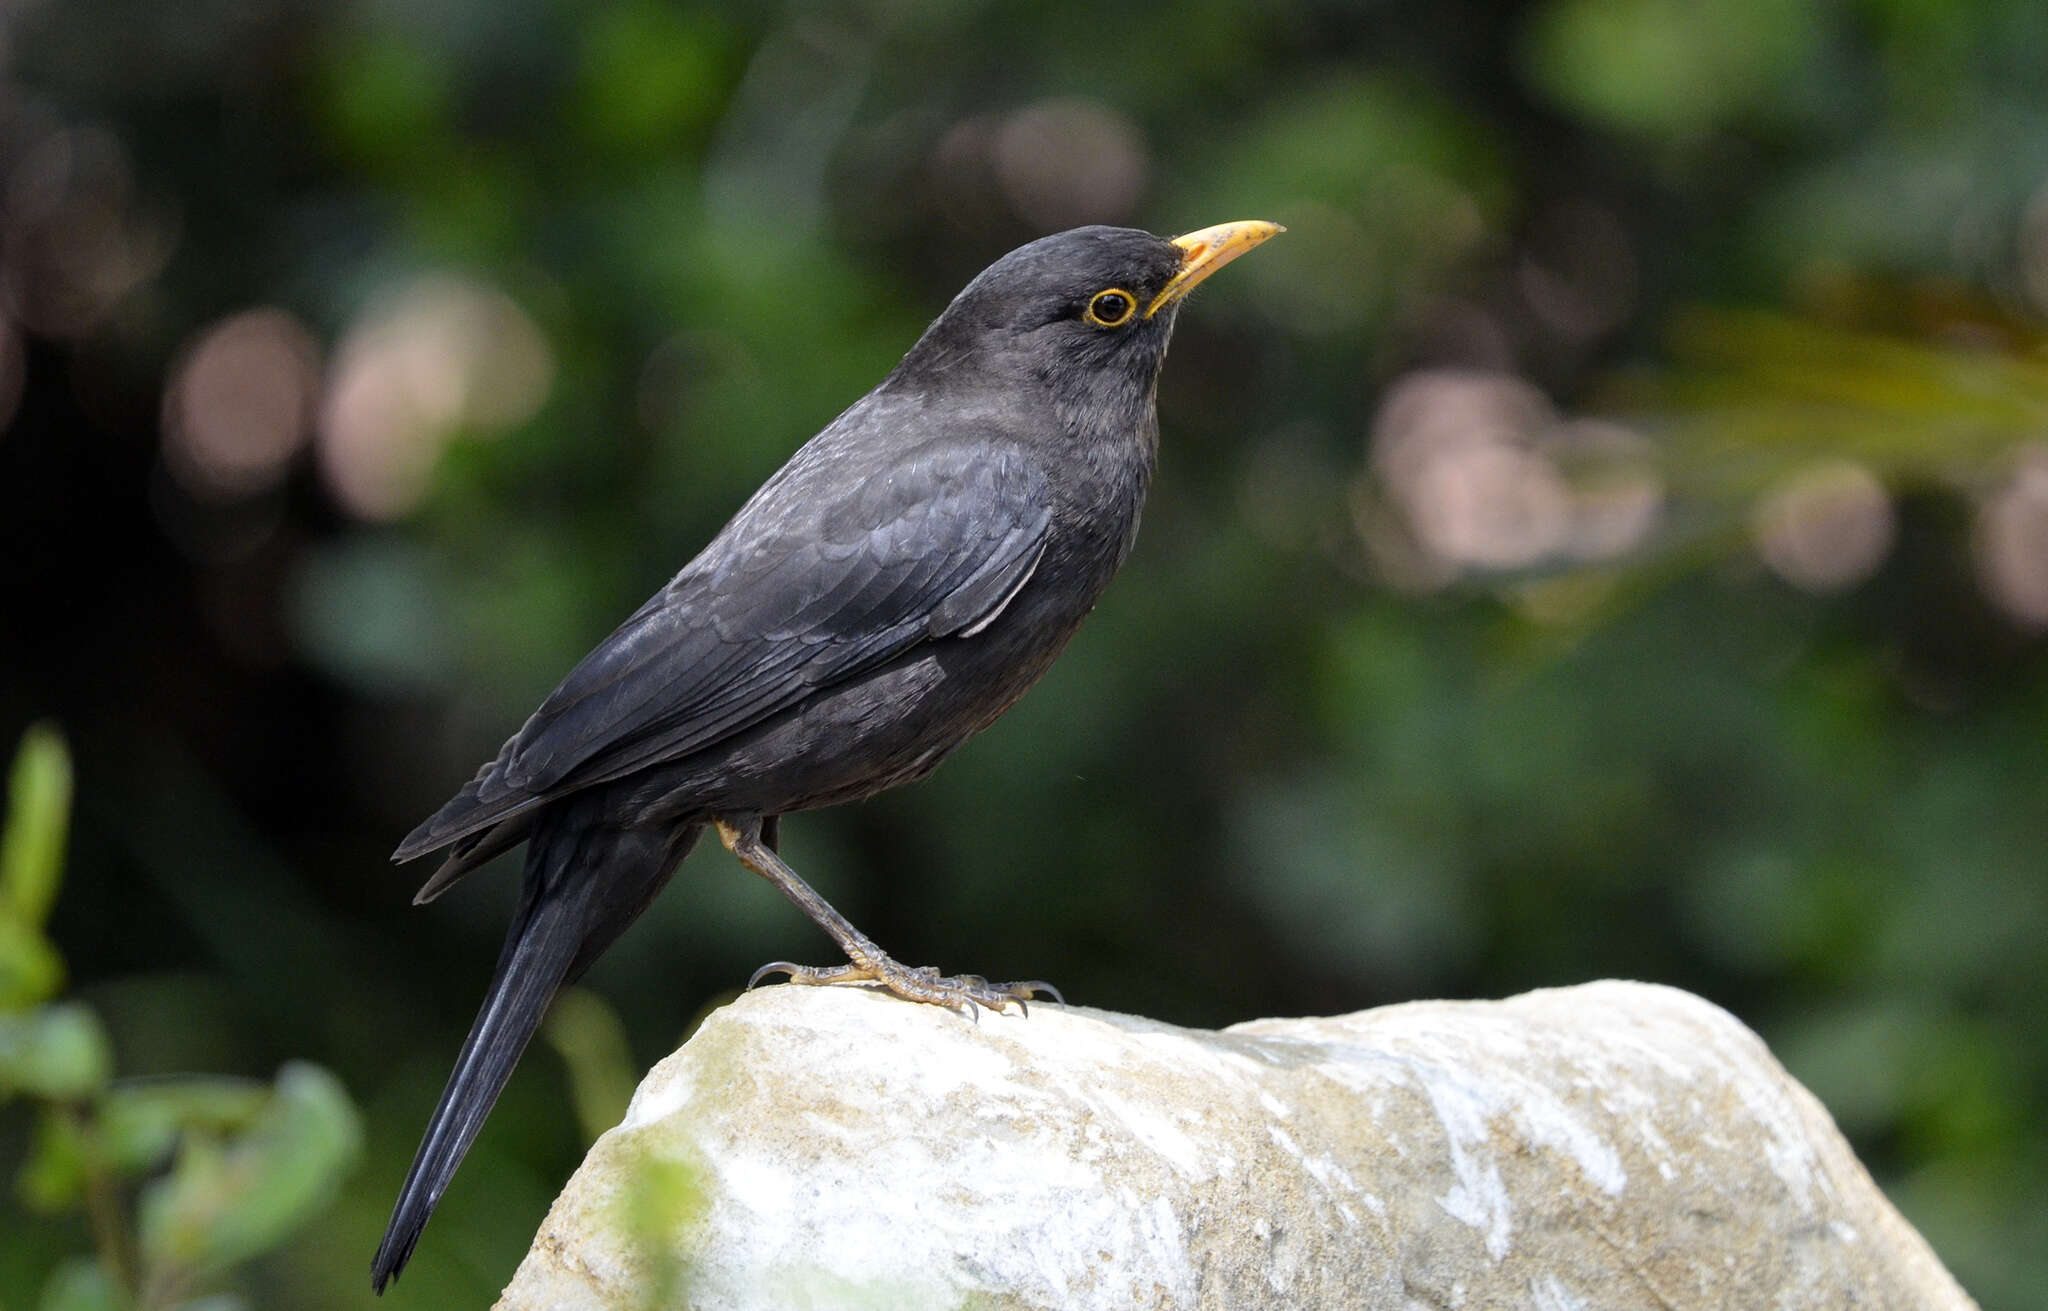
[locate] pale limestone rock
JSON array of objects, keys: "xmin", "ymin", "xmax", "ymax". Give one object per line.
[{"xmin": 497, "ymin": 980, "xmax": 1976, "ymax": 1311}]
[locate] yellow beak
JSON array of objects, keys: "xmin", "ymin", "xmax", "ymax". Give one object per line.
[{"xmin": 1144, "ymin": 220, "xmax": 1285, "ymax": 319}]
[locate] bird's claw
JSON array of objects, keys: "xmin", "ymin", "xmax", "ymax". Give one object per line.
[
  {"xmin": 746, "ymin": 961, "xmax": 805, "ymax": 990},
  {"xmin": 743, "ymin": 955, "xmax": 1059, "ymax": 1018},
  {"xmin": 1008, "ymin": 979, "xmax": 1065, "ymax": 1007}
]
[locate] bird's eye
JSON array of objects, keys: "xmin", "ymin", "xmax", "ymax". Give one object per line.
[{"xmin": 1084, "ymin": 288, "xmax": 1137, "ymax": 328}]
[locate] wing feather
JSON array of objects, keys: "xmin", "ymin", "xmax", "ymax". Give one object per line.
[{"xmin": 395, "ymin": 434, "xmax": 1050, "ymax": 862}]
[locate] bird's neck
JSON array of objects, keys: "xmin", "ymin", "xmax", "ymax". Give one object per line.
[
  {"xmin": 883, "ymin": 327, "xmax": 1165, "ymax": 503},
  {"xmin": 1047, "ymin": 360, "xmax": 1160, "ymax": 463}
]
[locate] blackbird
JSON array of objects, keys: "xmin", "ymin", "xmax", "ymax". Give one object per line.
[{"xmin": 370, "ymin": 219, "xmax": 1282, "ymax": 1290}]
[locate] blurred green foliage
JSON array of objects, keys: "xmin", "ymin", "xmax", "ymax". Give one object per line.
[
  {"xmin": 1, "ymin": 724, "xmax": 71, "ymax": 1010},
  {"xmin": 2, "ymin": 0, "xmax": 2047, "ymax": 1307},
  {"xmin": 542, "ymin": 987, "xmax": 640, "ymax": 1147},
  {"xmin": 0, "ymin": 730, "xmax": 363, "ymax": 1309}
]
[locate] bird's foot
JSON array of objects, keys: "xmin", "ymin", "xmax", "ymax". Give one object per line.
[{"xmin": 747, "ymin": 956, "xmax": 1062, "ymax": 1019}]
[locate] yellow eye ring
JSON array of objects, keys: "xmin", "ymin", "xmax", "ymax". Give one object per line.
[{"xmin": 1084, "ymin": 288, "xmax": 1137, "ymax": 328}]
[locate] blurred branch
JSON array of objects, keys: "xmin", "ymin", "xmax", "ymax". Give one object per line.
[{"xmin": 1623, "ymin": 307, "xmax": 2048, "ymax": 496}]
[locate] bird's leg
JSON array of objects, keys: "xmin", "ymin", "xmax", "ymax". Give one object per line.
[{"xmin": 714, "ymin": 815, "xmax": 1061, "ymax": 1016}]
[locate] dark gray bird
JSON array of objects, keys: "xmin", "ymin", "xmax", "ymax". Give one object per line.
[{"xmin": 370, "ymin": 220, "xmax": 1282, "ymax": 1291}]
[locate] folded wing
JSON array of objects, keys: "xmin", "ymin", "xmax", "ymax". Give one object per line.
[{"xmin": 396, "ymin": 435, "xmax": 1050, "ymax": 867}]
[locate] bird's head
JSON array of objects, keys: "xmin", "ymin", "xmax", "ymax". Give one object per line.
[{"xmin": 896, "ymin": 221, "xmax": 1283, "ymax": 421}]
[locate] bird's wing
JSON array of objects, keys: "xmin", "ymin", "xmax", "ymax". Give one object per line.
[{"xmin": 395, "ymin": 437, "xmax": 1050, "ymax": 861}]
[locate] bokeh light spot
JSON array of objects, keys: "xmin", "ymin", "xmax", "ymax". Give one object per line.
[
  {"xmin": 316, "ymin": 275, "xmax": 553, "ymax": 521},
  {"xmin": 1367, "ymin": 370, "xmax": 1659, "ymax": 579},
  {"xmin": 993, "ymin": 99, "xmax": 1148, "ymax": 231},
  {"xmin": 1751, "ymin": 461, "xmax": 1894, "ymax": 593},
  {"xmin": 162, "ymin": 308, "xmax": 321, "ymax": 500},
  {"xmin": 1518, "ymin": 199, "xmax": 1638, "ymax": 343},
  {"xmin": 1, "ymin": 123, "xmax": 176, "ymax": 336},
  {"xmin": 1974, "ymin": 446, "xmax": 2048, "ymax": 627}
]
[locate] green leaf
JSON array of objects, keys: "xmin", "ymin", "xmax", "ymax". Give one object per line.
[
  {"xmin": 2, "ymin": 723, "xmax": 73, "ymax": 928},
  {"xmin": 0, "ymin": 912, "xmax": 65, "ymax": 1013},
  {"xmin": 137, "ymin": 1062, "xmax": 363, "ymax": 1278},
  {"xmin": 101, "ymin": 1076, "xmax": 270, "ymax": 1178},
  {"xmin": 36, "ymin": 1257, "xmax": 124, "ymax": 1311},
  {"xmin": 0, "ymin": 1003, "xmax": 114, "ymax": 1101},
  {"xmin": 612, "ymin": 1146, "xmax": 706, "ymax": 1311},
  {"xmin": 542, "ymin": 986, "xmax": 637, "ymax": 1143},
  {"xmin": 0, "ymin": 724, "xmax": 73, "ymax": 1008},
  {"xmin": 17, "ymin": 1106, "xmax": 89, "ymax": 1212}
]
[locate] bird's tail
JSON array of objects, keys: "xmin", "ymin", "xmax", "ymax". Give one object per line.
[{"xmin": 371, "ymin": 803, "xmax": 698, "ymax": 1293}]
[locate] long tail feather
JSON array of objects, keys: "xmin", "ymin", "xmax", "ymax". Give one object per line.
[{"xmin": 371, "ymin": 806, "xmax": 697, "ymax": 1292}]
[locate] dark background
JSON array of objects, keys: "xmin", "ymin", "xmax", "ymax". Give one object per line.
[{"xmin": 3, "ymin": 0, "xmax": 2045, "ymax": 1305}]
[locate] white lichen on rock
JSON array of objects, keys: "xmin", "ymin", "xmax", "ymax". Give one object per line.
[{"xmin": 497, "ymin": 980, "xmax": 1977, "ymax": 1311}]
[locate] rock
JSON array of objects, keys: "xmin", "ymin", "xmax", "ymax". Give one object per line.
[{"xmin": 496, "ymin": 980, "xmax": 1976, "ymax": 1311}]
